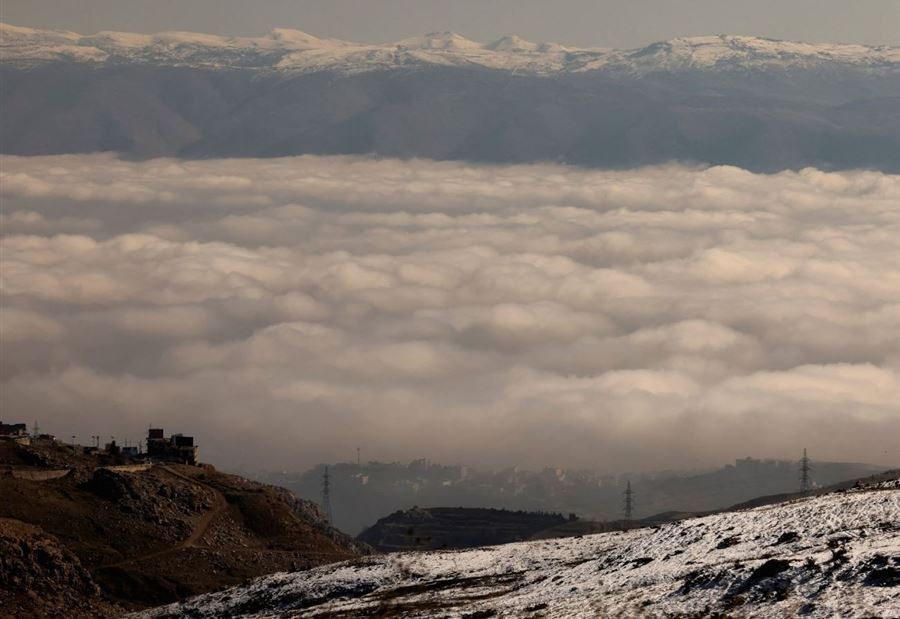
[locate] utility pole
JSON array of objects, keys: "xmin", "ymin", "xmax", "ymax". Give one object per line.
[
  {"xmin": 32, "ymin": 421, "xmax": 40, "ymax": 437},
  {"xmin": 624, "ymin": 481, "xmax": 634, "ymax": 523},
  {"xmin": 800, "ymin": 448, "xmax": 811, "ymax": 494},
  {"xmin": 356, "ymin": 447, "xmax": 361, "ymax": 467},
  {"xmin": 321, "ymin": 465, "xmax": 334, "ymax": 525}
]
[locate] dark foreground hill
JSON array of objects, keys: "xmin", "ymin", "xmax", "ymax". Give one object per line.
[
  {"xmin": 0, "ymin": 438, "xmax": 367, "ymax": 617},
  {"xmin": 357, "ymin": 507, "xmax": 570, "ymax": 552}
]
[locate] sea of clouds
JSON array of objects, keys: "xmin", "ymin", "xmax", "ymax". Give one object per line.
[{"xmin": 1, "ymin": 154, "xmax": 898, "ymax": 472}]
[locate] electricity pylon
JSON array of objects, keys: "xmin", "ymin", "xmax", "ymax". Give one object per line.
[
  {"xmin": 800, "ymin": 448, "xmax": 811, "ymax": 494},
  {"xmin": 322, "ymin": 465, "xmax": 334, "ymax": 524},
  {"xmin": 624, "ymin": 481, "xmax": 634, "ymax": 523}
]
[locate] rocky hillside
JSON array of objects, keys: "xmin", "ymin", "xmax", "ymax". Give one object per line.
[
  {"xmin": 0, "ymin": 518, "xmax": 121, "ymax": 619},
  {"xmin": 357, "ymin": 507, "xmax": 569, "ymax": 552},
  {"xmin": 134, "ymin": 476, "xmax": 900, "ymax": 618},
  {"xmin": 0, "ymin": 438, "xmax": 367, "ymax": 616}
]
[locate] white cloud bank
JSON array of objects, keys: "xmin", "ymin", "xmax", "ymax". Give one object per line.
[{"xmin": 1, "ymin": 155, "xmax": 898, "ymax": 472}]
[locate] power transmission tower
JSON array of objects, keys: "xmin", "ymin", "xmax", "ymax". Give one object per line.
[
  {"xmin": 624, "ymin": 481, "xmax": 634, "ymax": 523},
  {"xmin": 321, "ymin": 465, "xmax": 334, "ymax": 524},
  {"xmin": 800, "ymin": 448, "xmax": 811, "ymax": 494}
]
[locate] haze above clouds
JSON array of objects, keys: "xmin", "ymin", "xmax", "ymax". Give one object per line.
[{"xmin": 1, "ymin": 155, "xmax": 898, "ymax": 472}]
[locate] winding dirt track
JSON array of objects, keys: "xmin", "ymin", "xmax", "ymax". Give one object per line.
[{"xmin": 98, "ymin": 465, "xmax": 227, "ymax": 569}]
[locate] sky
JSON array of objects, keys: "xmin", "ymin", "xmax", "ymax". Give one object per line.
[
  {"xmin": 3, "ymin": 0, "xmax": 899, "ymax": 48},
  {"xmin": 2, "ymin": 155, "xmax": 898, "ymax": 473}
]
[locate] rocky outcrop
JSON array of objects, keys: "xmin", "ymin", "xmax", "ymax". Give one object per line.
[
  {"xmin": 1, "ymin": 439, "xmax": 366, "ymax": 613},
  {"xmin": 0, "ymin": 518, "xmax": 120, "ymax": 619}
]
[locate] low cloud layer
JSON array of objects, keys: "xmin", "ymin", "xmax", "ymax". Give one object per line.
[{"xmin": 1, "ymin": 155, "xmax": 898, "ymax": 472}]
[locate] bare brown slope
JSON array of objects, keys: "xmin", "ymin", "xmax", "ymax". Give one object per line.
[{"xmin": 0, "ymin": 440, "xmax": 367, "ymax": 615}]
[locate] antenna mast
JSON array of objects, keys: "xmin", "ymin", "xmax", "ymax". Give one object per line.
[
  {"xmin": 321, "ymin": 465, "xmax": 334, "ymax": 524},
  {"xmin": 800, "ymin": 448, "xmax": 811, "ymax": 494},
  {"xmin": 624, "ymin": 480, "xmax": 634, "ymax": 523}
]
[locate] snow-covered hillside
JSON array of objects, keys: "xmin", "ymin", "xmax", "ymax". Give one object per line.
[
  {"xmin": 134, "ymin": 480, "xmax": 900, "ymax": 618},
  {"xmin": 2, "ymin": 22, "xmax": 899, "ymax": 75}
]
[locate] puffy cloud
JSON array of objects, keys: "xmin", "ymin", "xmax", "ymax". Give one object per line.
[{"xmin": 1, "ymin": 154, "xmax": 898, "ymax": 472}]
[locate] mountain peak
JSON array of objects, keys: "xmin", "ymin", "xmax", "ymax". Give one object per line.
[
  {"xmin": 396, "ymin": 31, "xmax": 482, "ymax": 51},
  {"xmin": 485, "ymin": 35, "xmax": 541, "ymax": 52},
  {"xmin": 265, "ymin": 28, "xmax": 344, "ymax": 48}
]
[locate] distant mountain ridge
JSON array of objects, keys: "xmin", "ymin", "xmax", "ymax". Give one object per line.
[
  {"xmin": 3, "ymin": 22, "xmax": 899, "ymax": 75},
  {"xmin": 3, "ymin": 22, "xmax": 900, "ymax": 171}
]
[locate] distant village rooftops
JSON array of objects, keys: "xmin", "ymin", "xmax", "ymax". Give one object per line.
[{"xmin": 1, "ymin": 421, "xmax": 200, "ymax": 466}]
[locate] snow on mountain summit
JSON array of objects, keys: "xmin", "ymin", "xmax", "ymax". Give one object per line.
[
  {"xmin": 2, "ymin": 22, "xmax": 898, "ymax": 75},
  {"xmin": 484, "ymin": 35, "xmax": 542, "ymax": 52},
  {"xmin": 396, "ymin": 31, "xmax": 483, "ymax": 51},
  {"xmin": 264, "ymin": 28, "xmax": 347, "ymax": 49},
  {"xmin": 617, "ymin": 34, "xmax": 900, "ymax": 71}
]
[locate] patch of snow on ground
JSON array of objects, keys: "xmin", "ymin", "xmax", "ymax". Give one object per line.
[{"xmin": 133, "ymin": 480, "xmax": 900, "ymax": 618}]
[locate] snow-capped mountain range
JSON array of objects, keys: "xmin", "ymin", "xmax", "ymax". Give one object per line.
[
  {"xmin": 3, "ymin": 22, "xmax": 899, "ymax": 75},
  {"xmin": 133, "ymin": 478, "xmax": 900, "ymax": 618}
]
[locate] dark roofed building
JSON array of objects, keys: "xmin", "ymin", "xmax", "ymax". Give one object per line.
[
  {"xmin": 146, "ymin": 428, "xmax": 199, "ymax": 465},
  {"xmin": 0, "ymin": 422, "xmax": 28, "ymax": 437}
]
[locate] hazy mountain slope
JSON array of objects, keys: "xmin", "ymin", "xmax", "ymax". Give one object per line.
[
  {"xmin": 3, "ymin": 63, "xmax": 899, "ymax": 171},
  {"xmin": 133, "ymin": 477, "xmax": 900, "ymax": 618},
  {"xmin": 2, "ymin": 23, "xmax": 900, "ymax": 171}
]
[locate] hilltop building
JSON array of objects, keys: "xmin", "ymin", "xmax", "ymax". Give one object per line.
[
  {"xmin": 0, "ymin": 421, "xmax": 30, "ymax": 445},
  {"xmin": 146, "ymin": 428, "xmax": 199, "ymax": 465},
  {"xmin": 0, "ymin": 421, "xmax": 28, "ymax": 437}
]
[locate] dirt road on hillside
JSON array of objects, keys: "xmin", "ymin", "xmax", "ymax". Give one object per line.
[{"xmin": 98, "ymin": 465, "xmax": 227, "ymax": 569}]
